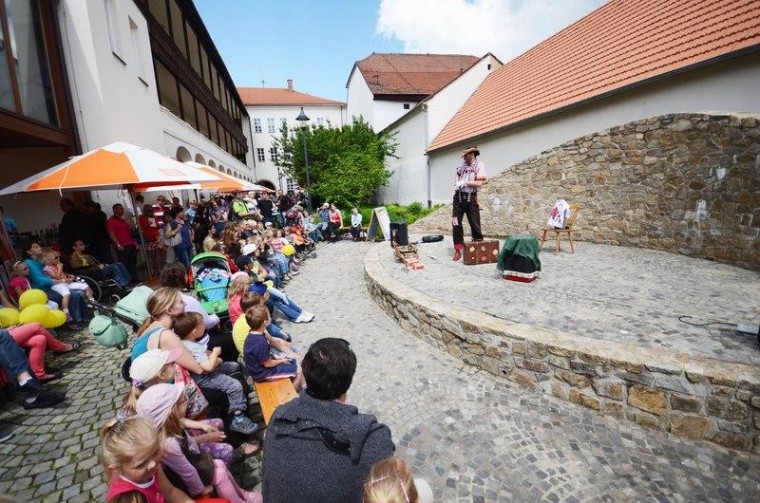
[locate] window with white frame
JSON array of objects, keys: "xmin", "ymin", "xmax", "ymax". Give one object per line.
[
  {"xmin": 104, "ymin": 0, "xmax": 125, "ymax": 62},
  {"xmin": 256, "ymin": 148, "xmax": 265, "ymax": 162},
  {"xmin": 253, "ymin": 118, "xmax": 262, "ymax": 133},
  {"xmin": 316, "ymin": 117, "xmax": 324, "ymax": 126},
  {"xmin": 128, "ymin": 17, "xmax": 148, "ymax": 84},
  {"xmin": 269, "ymin": 147, "xmax": 279, "ymax": 163},
  {"xmin": 267, "ymin": 118, "xmax": 276, "ymax": 133},
  {"xmin": 286, "ymin": 179, "xmax": 298, "ymax": 192},
  {"xmin": 280, "ymin": 118, "xmax": 287, "ymax": 128}
]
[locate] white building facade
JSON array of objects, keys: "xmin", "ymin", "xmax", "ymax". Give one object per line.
[
  {"xmin": 239, "ymin": 83, "xmax": 345, "ymax": 191},
  {"xmin": 0, "ymin": 0, "xmax": 253, "ymax": 233},
  {"xmin": 346, "ymin": 53, "xmax": 481, "ymax": 133},
  {"xmin": 378, "ymin": 54, "xmax": 501, "ymax": 205}
]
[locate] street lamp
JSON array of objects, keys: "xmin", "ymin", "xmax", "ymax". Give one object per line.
[{"xmin": 295, "ymin": 106, "xmax": 311, "ymax": 211}]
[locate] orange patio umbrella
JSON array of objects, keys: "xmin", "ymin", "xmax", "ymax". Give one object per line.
[
  {"xmin": 134, "ymin": 162, "xmax": 273, "ymax": 193},
  {"xmin": 0, "ymin": 142, "xmax": 222, "ymax": 195}
]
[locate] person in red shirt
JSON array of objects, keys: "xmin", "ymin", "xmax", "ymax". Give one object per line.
[
  {"xmin": 107, "ymin": 203, "xmax": 139, "ymax": 278},
  {"xmin": 139, "ymin": 204, "xmax": 164, "ymax": 277}
]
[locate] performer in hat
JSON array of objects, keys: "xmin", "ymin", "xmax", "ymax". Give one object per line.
[{"xmin": 452, "ymin": 146, "xmax": 487, "ymax": 261}]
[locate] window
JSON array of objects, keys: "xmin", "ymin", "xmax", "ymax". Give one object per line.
[
  {"xmin": 128, "ymin": 17, "xmax": 148, "ymax": 84},
  {"xmin": 316, "ymin": 117, "xmax": 324, "ymax": 126},
  {"xmin": 286, "ymin": 179, "xmax": 298, "ymax": 192},
  {"xmin": 256, "ymin": 148, "xmax": 265, "ymax": 162},
  {"xmin": 280, "ymin": 118, "xmax": 287, "ymax": 128},
  {"xmin": 267, "ymin": 118, "xmax": 276, "ymax": 133},
  {"xmin": 148, "ymin": 0, "xmax": 170, "ymax": 34},
  {"xmin": 403, "ymin": 103, "xmax": 410, "ymax": 110},
  {"xmin": 104, "ymin": 0, "xmax": 125, "ymax": 61},
  {"xmin": 168, "ymin": 0, "xmax": 186, "ymax": 58},
  {"xmin": 209, "ymin": 115, "xmax": 218, "ymax": 144},
  {"xmin": 0, "ymin": 0, "xmax": 57, "ymax": 124},
  {"xmin": 200, "ymin": 46, "xmax": 211, "ymax": 89},
  {"xmin": 197, "ymin": 102, "xmax": 209, "ymax": 137},
  {"xmin": 269, "ymin": 147, "xmax": 279, "ymax": 163},
  {"xmin": 186, "ymin": 22, "xmax": 201, "ymax": 76},
  {"xmin": 253, "ymin": 118, "xmax": 262, "ymax": 133},
  {"xmin": 155, "ymin": 60, "xmax": 180, "ymax": 116},
  {"xmin": 178, "ymin": 82, "xmax": 196, "ymax": 128}
]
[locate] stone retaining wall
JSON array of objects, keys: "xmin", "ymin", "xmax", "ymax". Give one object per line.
[
  {"xmin": 414, "ymin": 113, "xmax": 760, "ymax": 270},
  {"xmin": 365, "ymin": 247, "xmax": 760, "ymax": 453}
]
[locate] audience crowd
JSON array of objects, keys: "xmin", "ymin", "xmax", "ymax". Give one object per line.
[{"xmin": 0, "ymin": 189, "xmax": 432, "ymax": 502}]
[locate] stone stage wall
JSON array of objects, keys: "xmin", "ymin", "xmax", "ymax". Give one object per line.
[
  {"xmin": 415, "ymin": 113, "xmax": 760, "ymax": 270},
  {"xmin": 365, "ymin": 248, "xmax": 760, "ymax": 453}
]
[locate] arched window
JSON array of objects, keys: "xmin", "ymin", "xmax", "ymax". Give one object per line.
[
  {"xmin": 176, "ymin": 146, "xmax": 191, "ymax": 162},
  {"xmin": 194, "ymin": 153, "xmax": 205, "ymax": 164}
]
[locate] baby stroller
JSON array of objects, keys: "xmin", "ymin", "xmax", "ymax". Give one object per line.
[{"xmin": 190, "ymin": 252, "xmax": 231, "ymax": 317}]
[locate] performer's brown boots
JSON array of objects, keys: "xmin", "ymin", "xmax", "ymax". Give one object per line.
[{"xmin": 452, "ymin": 249, "xmax": 461, "ymax": 261}]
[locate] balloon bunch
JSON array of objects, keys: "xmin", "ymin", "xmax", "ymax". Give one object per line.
[
  {"xmin": 283, "ymin": 244, "xmax": 296, "ymax": 257},
  {"xmin": 0, "ymin": 289, "xmax": 67, "ymax": 329}
]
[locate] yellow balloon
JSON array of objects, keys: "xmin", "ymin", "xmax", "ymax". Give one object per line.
[
  {"xmin": 42, "ymin": 309, "xmax": 67, "ymax": 329},
  {"xmin": 19, "ymin": 289, "xmax": 48, "ymax": 309},
  {"xmin": 18, "ymin": 304, "xmax": 50, "ymax": 325},
  {"xmin": 283, "ymin": 244, "xmax": 295, "ymax": 257},
  {"xmin": 0, "ymin": 307, "xmax": 19, "ymax": 328}
]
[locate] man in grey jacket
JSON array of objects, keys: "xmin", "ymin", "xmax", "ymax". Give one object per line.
[{"xmin": 262, "ymin": 338, "xmax": 395, "ymax": 503}]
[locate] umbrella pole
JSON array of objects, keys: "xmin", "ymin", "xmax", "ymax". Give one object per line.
[{"xmin": 128, "ymin": 189, "xmax": 152, "ymax": 283}]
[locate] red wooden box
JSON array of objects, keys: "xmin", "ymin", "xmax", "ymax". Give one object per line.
[{"xmin": 463, "ymin": 240, "xmax": 500, "ymax": 265}]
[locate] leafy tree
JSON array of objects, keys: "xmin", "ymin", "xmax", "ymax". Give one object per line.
[{"xmin": 272, "ymin": 117, "xmax": 397, "ymax": 208}]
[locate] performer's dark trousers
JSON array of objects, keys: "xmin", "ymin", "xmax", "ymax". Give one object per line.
[{"xmin": 452, "ymin": 191, "xmax": 483, "ymax": 249}]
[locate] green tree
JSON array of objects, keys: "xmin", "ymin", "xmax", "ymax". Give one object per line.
[{"xmin": 272, "ymin": 116, "xmax": 396, "ymax": 208}]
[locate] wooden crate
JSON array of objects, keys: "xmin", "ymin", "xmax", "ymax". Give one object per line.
[{"xmin": 463, "ymin": 240, "xmax": 500, "ymax": 265}]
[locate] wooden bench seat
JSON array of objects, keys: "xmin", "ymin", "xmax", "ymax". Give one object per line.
[
  {"xmin": 337, "ymin": 226, "xmax": 368, "ymax": 241},
  {"xmin": 254, "ymin": 378, "xmax": 298, "ymax": 424}
]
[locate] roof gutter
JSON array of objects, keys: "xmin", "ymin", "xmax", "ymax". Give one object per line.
[{"xmin": 427, "ymin": 45, "xmax": 760, "ymax": 154}]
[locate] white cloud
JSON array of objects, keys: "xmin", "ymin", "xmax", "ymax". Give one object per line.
[{"xmin": 376, "ymin": 0, "xmax": 607, "ymax": 62}]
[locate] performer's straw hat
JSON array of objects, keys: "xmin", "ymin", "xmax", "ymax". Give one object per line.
[{"xmin": 461, "ymin": 146, "xmax": 480, "ymax": 156}]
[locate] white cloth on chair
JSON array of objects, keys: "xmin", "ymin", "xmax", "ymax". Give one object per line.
[{"xmin": 547, "ymin": 199, "xmax": 570, "ymax": 229}]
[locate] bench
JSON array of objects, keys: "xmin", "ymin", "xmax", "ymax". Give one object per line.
[
  {"xmin": 337, "ymin": 226, "xmax": 368, "ymax": 241},
  {"xmin": 254, "ymin": 378, "xmax": 298, "ymax": 424}
]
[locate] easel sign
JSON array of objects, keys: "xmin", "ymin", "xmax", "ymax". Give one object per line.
[{"xmin": 367, "ymin": 206, "xmax": 391, "ymax": 241}]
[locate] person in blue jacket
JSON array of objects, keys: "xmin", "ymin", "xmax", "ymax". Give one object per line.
[{"xmin": 22, "ymin": 241, "xmax": 87, "ymax": 326}]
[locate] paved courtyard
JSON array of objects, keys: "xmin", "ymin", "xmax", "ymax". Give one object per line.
[{"xmin": 1, "ymin": 240, "xmax": 760, "ymax": 501}]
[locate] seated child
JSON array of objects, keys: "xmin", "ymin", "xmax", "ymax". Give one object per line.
[
  {"xmin": 9, "ymin": 261, "xmax": 58, "ymax": 309},
  {"xmin": 41, "ymin": 249, "xmax": 94, "ymax": 319},
  {"xmin": 100, "ymin": 415, "xmax": 193, "ymax": 503},
  {"xmin": 125, "ymin": 348, "xmax": 255, "ymax": 466},
  {"xmin": 363, "ymin": 457, "xmax": 434, "ymax": 503},
  {"xmin": 173, "ymin": 312, "xmax": 258, "ymax": 436},
  {"xmin": 136, "ymin": 384, "xmax": 262, "ymax": 503},
  {"xmin": 232, "ymin": 291, "xmax": 292, "ymax": 354},
  {"xmin": 242, "ymin": 305, "xmax": 304, "ymax": 389}
]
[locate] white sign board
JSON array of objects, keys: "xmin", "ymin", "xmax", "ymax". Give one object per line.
[{"xmin": 367, "ymin": 206, "xmax": 391, "ymax": 241}]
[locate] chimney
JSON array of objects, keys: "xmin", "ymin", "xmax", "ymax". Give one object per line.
[{"xmin": 287, "ymin": 79, "xmax": 293, "ymax": 91}]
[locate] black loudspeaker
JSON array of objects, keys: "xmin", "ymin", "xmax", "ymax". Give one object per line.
[
  {"xmin": 390, "ymin": 221, "xmax": 409, "ymax": 247},
  {"xmin": 421, "ymin": 235, "xmax": 444, "ymax": 243}
]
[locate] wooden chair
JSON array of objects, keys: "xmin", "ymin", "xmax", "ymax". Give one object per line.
[{"xmin": 540, "ymin": 203, "xmax": 581, "ymax": 253}]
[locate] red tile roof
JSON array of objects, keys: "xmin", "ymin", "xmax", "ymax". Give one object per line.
[
  {"xmin": 351, "ymin": 53, "xmax": 480, "ymax": 97},
  {"xmin": 429, "ymin": 0, "xmax": 760, "ymax": 152},
  {"xmin": 237, "ymin": 88, "xmax": 345, "ymax": 107}
]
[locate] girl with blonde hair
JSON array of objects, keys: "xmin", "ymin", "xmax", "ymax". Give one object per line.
[
  {"xmin": 363, "ymin": 457, "xmax": 434, "ymax": 503},
  {"xmin": 100, "ymin": 415, "xmax": 193, "ymax": 503}
]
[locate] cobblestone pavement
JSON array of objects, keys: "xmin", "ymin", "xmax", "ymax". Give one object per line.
[
  {"xmin": 381, "ymin": 236, "xmax": 760, "ymax": 365},
  {"xmin": 1, "ymin": 240, "xmax": 760, "ymax": 502}
]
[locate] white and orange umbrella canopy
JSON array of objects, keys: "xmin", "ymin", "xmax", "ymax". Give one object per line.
[
  {"xmin": 135, "ymin": 162, "xmax": 274, "ymax": 193},
  {"xmin": 0, "ymin": 142, "xmax": 222, "ymax": 195}
]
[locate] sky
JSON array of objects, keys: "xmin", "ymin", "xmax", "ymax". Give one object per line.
[{"xmin": 194, "ymin": 0, "xmax": 607, "ymax": 103}]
